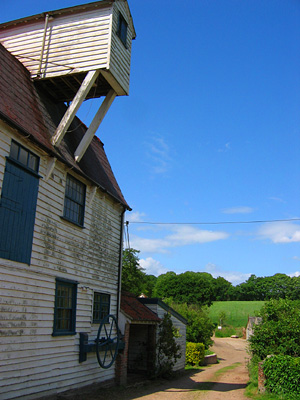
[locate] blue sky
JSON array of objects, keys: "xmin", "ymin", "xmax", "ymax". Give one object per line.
[{"xmin": 1, "ymin": 1, "xmax": 300, "ymax": 284}]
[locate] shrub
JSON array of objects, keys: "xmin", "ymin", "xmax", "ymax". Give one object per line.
[
  {"xmin": 249, "ymin": 299, "xmax": 300, "ymax": 360},
  {"xmin": 186, "ymin": 342, "xmax": 205, "ymax": 366},
  {"xmin": 156, "ymin": 313, "xmax": 181, "ymax": 378},
  {"xmin": 165, "ymin": 301, "xmax": 214, "ymax": 349},
  {"xmin": 264, "ymin": 355, "xmax": 300, "ymax": 397}
]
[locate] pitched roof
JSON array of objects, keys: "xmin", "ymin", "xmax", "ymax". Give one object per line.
[
  {"xmin": 121, "ymin": 293, "xmax": 161, "ymax": 323},
  {"xmin": 139, "ymin": 298, "xmax": 188, "ymax": 325},
  {"xmin": 0, "ymin": 42, "xmax": 130, "ymax": 209}
]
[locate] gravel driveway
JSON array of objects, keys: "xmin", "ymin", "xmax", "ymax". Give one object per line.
[{"xmin": 58, "ymin": 337, "xmax": 249, "ymax": 400}]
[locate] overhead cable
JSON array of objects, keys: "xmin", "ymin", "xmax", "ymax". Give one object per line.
[{"xmin": 125, "ymin": 218, "xmax": 300, "ymax": 226}]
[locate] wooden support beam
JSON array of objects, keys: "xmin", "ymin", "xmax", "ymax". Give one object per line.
[
  {"xmin": 44, "ymin": 157, "xmax": 57, "ymax": 181},
  {"xmin": 51, "ymin": 70, "xmax": 100, "ymax": 146},
  {"xmin": 74, "ymin": 89, "xmax": 116, "ymax": 162},
  {"xmin": 89, "ymin": 186, "xmax": 97, "ymax": 206}
]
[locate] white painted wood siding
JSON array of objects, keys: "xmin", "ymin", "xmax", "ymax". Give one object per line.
[
  {"xmin": 0, "ymin": 8, "xmax": 111, "ymax": 79},
  {"xmin": 0, "ymin": 122, "xmax": 124, "ymax": 400},
  {"xmin": 145, "ymin": 303, "xmax": 187, "ymax": 372},
  {"xmin": 0, "ymin": 0, "xmax": 134, "ymax": 95},
  {"xmin": 108, "ymin": 1, "xmax": 134, "ymax": 95}
]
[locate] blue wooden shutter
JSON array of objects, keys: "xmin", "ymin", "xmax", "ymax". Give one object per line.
[{"xmin": 0, "ymin": 159, "xmax": 39, "ymax": 264}]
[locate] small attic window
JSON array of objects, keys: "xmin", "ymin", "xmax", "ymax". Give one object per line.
[{"xmin": 117, "ymin": 12, "xmax": 128, "ymax": 47}]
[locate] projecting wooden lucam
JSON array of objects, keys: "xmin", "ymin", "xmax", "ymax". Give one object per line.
[{"xmin": 0, "ymin": 0, "xmax": 136, "ymax": 101}]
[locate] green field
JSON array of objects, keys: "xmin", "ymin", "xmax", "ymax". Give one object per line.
[{"xmin": 209, "ymin": 301, "xmax": 264, "ymax": 337}]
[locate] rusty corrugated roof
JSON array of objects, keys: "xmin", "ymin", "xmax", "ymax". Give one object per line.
[{"xmin": 121, "ymin": 293, "xmax": 161, "ymax": 323}]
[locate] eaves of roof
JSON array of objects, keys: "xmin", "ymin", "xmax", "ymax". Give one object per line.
[
  {"xmin": 0, "ymin": 1, "xmax": 136, "ymax": 40},
  {"xmin": 139, "ymin": 298, "xmax": 188, "ymax": 325},
  {"xmin": 0, "ymin": 1, "xmax": 114, "ymax": 30},
  {"xmin": 121, "ymin": 293, "xmax": 161, "ymax": 323}
]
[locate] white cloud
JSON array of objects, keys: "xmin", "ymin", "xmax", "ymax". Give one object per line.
[
  {"xmin": 130, "ymin": 235, "xmax": 170, "ymax": 253},
  {"xmin": 218, "ymin": 142, "xmax": 231, "ymax": 153},
  {"xmin": 205, "ymin": 263, "xmax": 251, "ymax": 285},
  {"xmin": 222, "ymin": 206, "xmax": 254, "ymax": 214},
  {"xmin": 293, "ymin": 256, "xmax": 300, "ymax": 261},
  {"xmin": 269, "ymin": 197, "xmax": 286, "ymax": 204},
  {"xmin": 288, "ymin": 271, "xmax": 300, "ymax": 278},
  {"xmin": 130, "ymin": 225, "xmax": 229, "ymax": 253},
  {"xmin": 126, "ymin": 211, "xmax": 146, "ymax": 223},
  {"xmin": 139, "ymin": 257, "xmax": 168, "ymax": 276},
  {"xmin": 145, "ymin": 135, "xmax": 172, "ymax": 174},
  {"xmin": 258, "ymin": 222, "xmax": 300, "ymax": 243},
  {"xmin": 166, "ymin": 225, "xmax": 229, "ymax": 245}
]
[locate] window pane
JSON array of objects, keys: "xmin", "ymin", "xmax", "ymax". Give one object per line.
[
  {"xmin": 10, "ymin": 141, "xmax": 19, "ymax": 160},
  {"xmin": 117, "ymin": 13, "xmax": 128, "ymax": 46},
  {"xmin": 64, "ymin": 175, "xmax": 85, "ymax": 226},
  {"xmin": 120, "ymin": 21, "xmax": 127, "ymax": 44},
  {"xmin": 28, "ymin": 154, "xmax": 39, "ymax": 171},
  {"xmin": 10, "ymin": 141, "xmax": 39, "ymax": 172},
  {"xmin": 93, "ymin": 292, "xmax": 110, "ymax": 322},
  {"xmin": 54, "ymin": 281, "xmax": 77, "ymax": 335},
  {"xmin": 19, "ymin": 147, "xmax": 28, "ymax": 166}
]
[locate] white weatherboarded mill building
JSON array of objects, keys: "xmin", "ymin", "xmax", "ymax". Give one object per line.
[{"xmin": 0, "ymin": 1, "xmax": 135, "ymax": 399}]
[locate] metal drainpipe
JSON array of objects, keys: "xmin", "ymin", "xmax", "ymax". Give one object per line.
[
  {"xmin": 37, "ymin": 13, "xmax": 49, "ymax": 78},
  {"xmin": 116, "ymin": 209, "xmax": 126, "ymax": 323}
]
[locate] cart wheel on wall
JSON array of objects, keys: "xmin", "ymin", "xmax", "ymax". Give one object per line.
[{"xmin": 95, "ymin": 314, "xmax": 120, "ymax": 369}]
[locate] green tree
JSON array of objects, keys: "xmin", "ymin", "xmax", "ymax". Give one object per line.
[
  {"xmin": 289, "ymin": 276, "xmax": 300, "ymax": 300},
  {"xmin": 142, "ymin": 274, "xmax": 157, "ymax": 297},
  {"xmin": 167, "ymin": 301, "xmax": 214, "ymax": 349},
  {"xmin": 156, "ymin": 313, "xmax": 181, "ymax": 378},
  {"xmin": 154, "ymin": 271, "xmax": 215, "ymax": 307},
  {"xmin": 213, "ymin": 276, "xmax": 233, "ymax": 301},
  {"xmin": 235, "ymin": 273, "xmax": 297, "ymax": 301},
  {"xmin": 121, "ymin": 248, "xmax": 146, "ymax": 296},
  {"xmin": 249, "ymin": 299, "xmax": 300, "ymax": 360},
  {"xmin": 218, "ymin": 311, "xmax": 227, "ymax": 327}
]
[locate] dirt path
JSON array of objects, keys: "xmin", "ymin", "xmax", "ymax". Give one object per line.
[{"xmin": 72, "ymin": 337, "xmax": 250, "ymax": 400}]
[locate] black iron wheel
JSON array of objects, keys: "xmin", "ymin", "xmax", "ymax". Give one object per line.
[{"xmin": 95, "ymin": 314, "xmax": 120, "ymax": 369}]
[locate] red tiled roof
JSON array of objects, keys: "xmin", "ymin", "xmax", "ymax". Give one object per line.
[
  {"xmin": 0, "ymin": 43, "xmax": 130, "ymax": 209},
  {"xmin": 121, "ymin": 293, "xmax": 161, "ymax": 323}
]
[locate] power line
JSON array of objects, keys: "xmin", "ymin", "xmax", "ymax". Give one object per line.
[{"xmin": 126, "ymin": 218, "xmax": 300, "ymax": 226}]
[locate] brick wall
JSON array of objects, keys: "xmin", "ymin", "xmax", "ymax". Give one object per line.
[{"xmin": 115, "ymin": 322, "xmax": 130, "ymax": 385}]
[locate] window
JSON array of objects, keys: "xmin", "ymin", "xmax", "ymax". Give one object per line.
[
  {"xmin": 53, "ymin": 278, "xmax": 77, "ymax": 336},
  {"xmin": 0, "ymin": 141, "xmax": 40, "ymax": 264},
  {"xmin": 9, "ymin": 140, "xmax": 39, "ymax": 172},
  {"xmin": 63, "ymin": 174, "xmax": 86, "ymax": 226},
  {"xmin": 117, "ymin": 12, "xmax": 128, "ymax": 47},
  {"xmin": 93, "ymin": 292, "xmax": 110, "ymax": 323}
]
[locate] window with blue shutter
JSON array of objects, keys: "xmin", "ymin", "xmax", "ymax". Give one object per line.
[{"xmin": 0, "ymin": 141, "xmax": 40, "ymax": 264}]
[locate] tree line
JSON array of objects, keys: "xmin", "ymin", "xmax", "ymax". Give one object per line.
[{"xmin": 122, "ymin": 248, "xmax": 300, "ymax": 305}]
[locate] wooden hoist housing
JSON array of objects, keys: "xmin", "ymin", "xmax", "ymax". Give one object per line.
[{"xmin": 0, "ymin": 0, "xmax": 136, "ymax": 161}]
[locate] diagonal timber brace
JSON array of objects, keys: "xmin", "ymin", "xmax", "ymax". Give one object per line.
[
  {"xmin": 74, "ymin": 89, "xmax": 116, "ymax": 162},
  {"xmin": 51, "ymin": 70, "xmax": 100, "ymax": 146}
]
